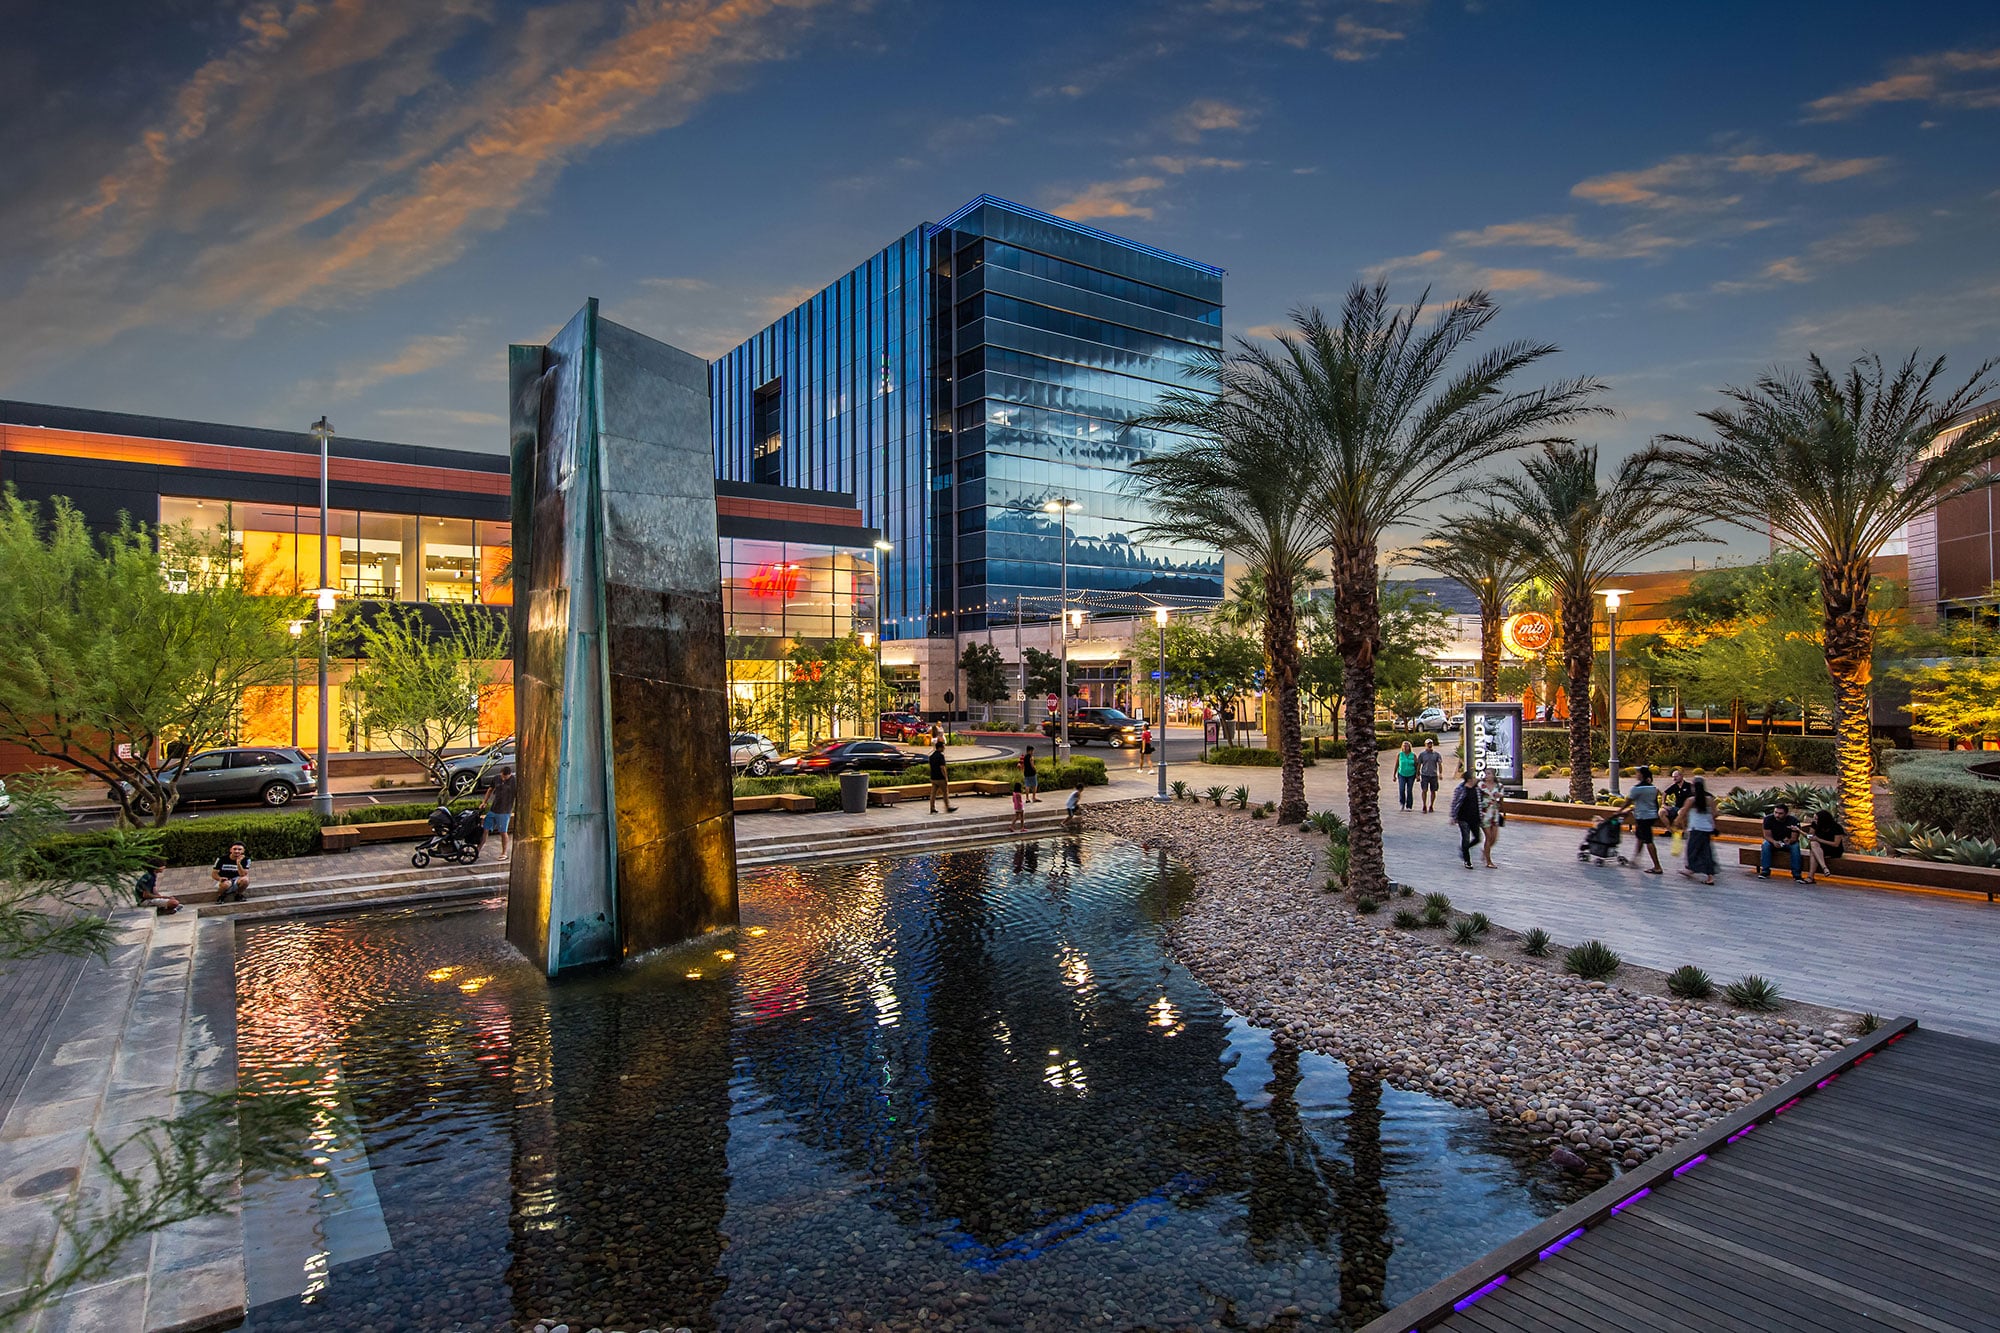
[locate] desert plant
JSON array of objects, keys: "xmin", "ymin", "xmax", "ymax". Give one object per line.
[
  {"xmin": 1328, "ymin": 842, "xmax": 1352, "ymax": 883},
  {"xmin": 1230, "ymin": 784, "xmax": 1251, "ymax": 810},
  {"xmin": 1251, "ymin": 805, "xmax": 1268, "ymax": 820},
  {"xmin": 1262, "ymin": 799, "xmax": 1277, "ymax": 814},
  {"xmin": 1466, "ymin": 911, "xmax": 1491, "ymax": 936},
  {"xmin": 1450, "ymin": 918, "xmax": 1483, "ymax": 945},
  {"xmin": 1305, "ymin": 808, "xmax": 1347, "ymax": 837},
  {"xmin": 1666, "ymin": 965, "xmax": 1715, "ymax": 1000},
  {"xmin": 1397, "ymin": 883, "xmax": 1415, "ymax": 898},
  {"xmin": 1421, "ymin": 904, "xmax": 1448, "ymax": 928},
  {"xmin": 1205, "ymin": 785, "xmax": 1227, "ymax": 807},
  {"xmin": 1356, "ymin": 896, "xmax": 1380, "ymax": 914},
  {"xmin": 1873, "ymin": 820, "xmax": 1934, "ymax": 854},
  {"xmin": 1393, "ymin": 908, "xmax": 1424, "ymax": 929},
  {"xmin": 1724, "ymin": 974, "xmax": 1783, "ymax": 1011},
  {"xmin": 1945, "ymin": 835, "xmax": 2000, "ymax": 868},
  {"xmin": 1422, "ymin": 891, "xmax": 1452, "ymax": 914},
  {"xmin": 1170, "ymin": 780, "xmax": 1191, "ymax": 800},
  {"xmin": 1521, "ymin": 927, "xmax": 1552, "ymax": 957},
  {"xmin": 1906, "ymin": 828, "xmax": 1960, "ymax": 862},
  {"xmin": 1857, "ymin": 1012, "xmax": 1881, "ymax": 1034},
  {"xmin": 1563, "ymin": 939, "xmax": 1622, "ymax": 980}
]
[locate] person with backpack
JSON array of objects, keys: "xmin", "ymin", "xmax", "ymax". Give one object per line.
[{"xmin": 1448, "ymin": 772, "xmax": 1482, "ymax": 869}]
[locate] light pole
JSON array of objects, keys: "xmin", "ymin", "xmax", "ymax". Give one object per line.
[
  {"xmin": 870, "ymin": 539, "xmax": 891, "ymax": 735},
  {"xmin": 1044, "ymin": 498, "xmax": 1080, "ymax": 758},
  {"xmin": 1598, "ymin": 588, "xmax": 1631, "ymax": 797},
  {"xmin": 1154, "ymin": 606, "xmax": 1169, "ymax": 802},
  {"xmin": 287, "ymin": 620, "xmax": 304, "ymax": 747},
  {"xmin": 310, "ymin": 416, "xmax": 335, "ymax": 817}
]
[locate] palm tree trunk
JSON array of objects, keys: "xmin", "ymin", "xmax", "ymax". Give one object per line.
[
  {"xmin": 1334, "ymin": 540, "xmax": 1388, "ymax": 897},
  {"xmin": 1263, "ymin": 571, "xmax": 1308, "ymax": 824},
  {"xmin": 1479, "ymin": 591, "xmax": 1502, "ymax": 701},
  {"xmin": 1561, "ymin": 588, "xmax": 1594, "ymax": 803},
  {"xmin": 1820, "ymin": 560, "xmax": 1877, "ymax": 848}
]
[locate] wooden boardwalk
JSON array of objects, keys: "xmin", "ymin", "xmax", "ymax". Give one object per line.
[{"xmin": 1365, "ymin": 1022, "xmax": 2000, "ymax": 1333}]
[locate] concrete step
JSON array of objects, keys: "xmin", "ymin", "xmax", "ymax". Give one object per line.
[
  {"xmin": 738, "ymin": 812, "xmax": 1073, "ymax": 869},
  {"xmin": 197, "ymin": 870, "xmax": 507, "ymax": 920}
]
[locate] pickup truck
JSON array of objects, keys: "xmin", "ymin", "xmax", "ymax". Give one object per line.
[{"xmin": 1042, "ymin": 708, "xmax": 1147, "ymax": 748}]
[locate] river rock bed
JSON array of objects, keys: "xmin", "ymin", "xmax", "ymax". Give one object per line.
[{"xmin": 1097, "ymin": 800, "xmax": 1854, "ymax": 1171}]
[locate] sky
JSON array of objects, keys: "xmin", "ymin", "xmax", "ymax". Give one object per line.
[{"xmin": 5, "ymin": 0, "xmax": 1999, "ymax": 522}]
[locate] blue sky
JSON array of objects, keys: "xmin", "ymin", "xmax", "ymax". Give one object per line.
[{"xmin": 5, "ymin": 0, "xmax": 1997, "ymax": 489}]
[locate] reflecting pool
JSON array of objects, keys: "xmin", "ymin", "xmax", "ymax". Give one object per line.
[{"xmin": 237, "ymin": 835, "xmax": 1584, "ymax": 1331}]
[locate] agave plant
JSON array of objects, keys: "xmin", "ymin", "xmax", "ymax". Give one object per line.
[
  {"xmin": 1873, "ymin": 820, "xmax": 1934, "ymax": 855},
  {"xmin": 1466, "ymin": 911, "xmax": 1491, "ymax": 936},
  {"xmin": 1230, "ymin": 785, "xmax": 1251, "ymax": 810},
  {"xmin": 1563, "ymin": 940, "xmax": 1621, "ymax": 980},
  {"xmin": 1170, "ymin": 780, "xmax": 1191, "ymax": 800},
  {"xmin": 1393, "ymin": 908, "xmax": 1425, "ymax": 929},
  {"xmin": 1716, "ymin": 786, "xmax": 1775, "ymax": 817},
  {"xmin": 1666, "ymin": 964, "xmax": 1714, "ymax": 1000},
  {"xmin": 1945, "ymin": 836, "xmax": 2000, "ymax": 868},
  {"xmin": 1328, "ymin": 842, "xmax": 1352, "ymax": 882},
  {"xmin": 1906, "ymin": 828, "xmax": 1960, "ymax": 862},
  {"xmin": 1205, "ymin": 785, "xmax": 1228, "ymax": 807},
  {"xmin": 1724, "ymin": 974, "xmax": 1783, "ymax": 1011},
  {"xmin": 1774, "ymin": 782, "xmax": 1837, "ymax": 812},
  {"xmin": 1420, "ymin": 904, "xmax": 1449, "ymax": 927},
  {"xmin": 1450, "ymin": 918, "xmax": 1483, "ymax": 945},
  {"xmin": 1356, "ymin": 896, "xmax": 1381, "ymax": 914},
  {"xmin": 1423, "ymin": 891, "xmax": 1453, "ymax": 915},
  {"xmin": 1521, "ymin": 927, "xmax": 1552, "ymax": 957}
]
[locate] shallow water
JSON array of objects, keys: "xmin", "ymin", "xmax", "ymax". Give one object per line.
[{"xmin": 236, "ymin": 835, "xmax": 1584, "ymax": 1332}]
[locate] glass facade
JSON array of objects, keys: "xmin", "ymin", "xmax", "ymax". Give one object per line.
[
  {"xmin": 719, "ymin": 533, "xmax": 882, "ymax": 744},
  {"xmin": 712, "ymin": 196, "xmax": 1224, "ymax": 639}
]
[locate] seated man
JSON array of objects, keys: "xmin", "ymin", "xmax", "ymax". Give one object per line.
[
  {"xmin": 1064, "ymin": 779, "xmax": 1085, "ymax": 833},
  {"xmin": 212, "ymin": 843, "xmax": 253, "ymax": 903},
  {"xmin": 1756, "ymin": 803, "xmax": 1803, "ymax": 881},
  {"xmin": 134, "ymin": 861, "xmax": 180, "ymax": 914}
]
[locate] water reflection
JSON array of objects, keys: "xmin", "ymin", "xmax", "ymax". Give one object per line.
[{"xmin": 239, "ymin": 837, "xmax": 1581, "ymax": 1332}]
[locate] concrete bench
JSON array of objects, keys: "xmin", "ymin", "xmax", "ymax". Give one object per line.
[
  {"xmin": 734, "ymin": 793, "xmax": 816, "ymax": 814},
  {"xmin": 1733, "ymin": 845, "xmax": 1999, "ymax": 901}
]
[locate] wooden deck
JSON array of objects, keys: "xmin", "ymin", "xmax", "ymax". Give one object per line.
[{"xmin": 1364, "ymin": 1021, "xmax": 2000, "ymax": 1333}]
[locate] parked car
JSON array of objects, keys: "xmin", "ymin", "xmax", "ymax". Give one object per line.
[
  {"xmin": 109, "ymin": 746, "xmax": 318, "ymax": 814},
  {"xmin": 730, "ymin": 733, "xmax": 780, "ymax": 776},
  {"xmin": 439, "ymin": 737, "xmax": 516, "ymax": 796},
  {"xmin": 878, "ymin": 712, "xmax": 926, "ymax": 741},
  {"xmin": 1408, "ymin": 707, "xmax": 1449, "ymax": 732},
  {"xmin": 774, "ymin": 740, "xmax": 924, "ymax": 776},
  {"xmin": 1445, "ymin": 712, "xmax": 1465, "ymax": 731},
  {"xmin": 1041, "ymin": 707, "xmax": 1146, "ymax": 748}
]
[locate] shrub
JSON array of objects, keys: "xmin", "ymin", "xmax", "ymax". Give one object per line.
[
  {"xmin": 1262, "ymin": 800, "xmax": 1277, "ymax": 814},
  {"xmin": 1230, "ymin": 785, "xmax": 1251, "ymax": 810},
  {"xmin": 1392, "ymin": 908, "xmax": 1423, "ymax": 929},
  {"xmin": 1397, "ymin": 883, "xmax": 1414, "ymax": 897},
  {"xmin": 1857, "ymin": 1012, "xmax": 1881, "ymax": 1034},
  {"xmin": 1205, "ymin": 785, "xmax": 1227, "ymax": 807},
  {"xmin": 1945, "ymin": 835, "xmax": 2000, "ymax": 867},
  {"xmin": 1890, "ymin": 751, "xmax": 2000, "ymax": 840},
  {"xmin": 1420, "ymin": 904, "xmax": 1448, "ymax": 927},
  {"xmin": 1534, "ymin": 764, "xmax": 1556, "ymax": 779},
  {"xmin": 1874, "ymin": 820, "xmax": 1934, "ymax": 854},
  {"xmin": 39, "ymin": 813, "xmax": 327, "ymax": 868},
  {"xmin": 1305, "ymin": 810, "xmax": 1349, "ymax": 841},
  {"xmin": 1563, "ymin": 940, "xmax": 1621, "ymax": 980},
  {"xmin": 1906, "ymin": 827, "xmax": 1960, "ymax": 861},
  {"xmin": 1250, "ymin": 806, "xmax": 1268, "ymax": 819},
  {"xmin": 1200, "ymin": 746, "xmax": 1314, "ymax": 767},
  {"xmin": 1170, "ymin": 780, "xmax": 1190, "ymax": 800},
  {"xmin": 1666, "ymin": 965, "xmax": 1714, "ymax": 1000},
  {"xmin": 1521, "ymin": 927, "xmax": 1551, "ymax": 957},
  {"xmin": 1450, "ymin": 918, "xmax": 1482, "ymax": 945},
  {"xmin": 1715, "ymin": 783, "xmax": 1836, "ymax": 818},
  {"xmin": 330, "ymin": 799, "xmax": 478, "ymax": 825},
  {"xmin": 1356, "ymin": 896, "xmax": 1380, "ymax": 914},
  {"xmin": 1328, "ymin": 843, "xmax": 1351, "ymax": 882},
  {"xmin": 1724, "ymin": 974, "xmax": 1783, "ymax": 1011},
  {"xmin": 1466, "ymin": 911, "xmax": 1491, "ymax": 936},
  {"xmin": 1422, "ymin": 891, "xmax": 1452, "ymax": 914},
  {"xmin": 1378, "ymin": 731, "xmax": 1441, "ymax": 750},
  {"xmin": 1520, "ymin": 727, "xmax": 1882, "ymax": 776}
]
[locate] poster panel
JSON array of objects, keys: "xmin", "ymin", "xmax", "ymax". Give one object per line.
[{"xmin": 1463, "ymin": 702, "xmax": 1524, "ymax": 787}]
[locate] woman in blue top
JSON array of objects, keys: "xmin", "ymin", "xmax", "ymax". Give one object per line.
[{"xmin": 1394, "ymin": 741, "xmax": 1418, "ymax": 811}]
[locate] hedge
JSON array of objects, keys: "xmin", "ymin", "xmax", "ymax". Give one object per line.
[
  {"xmin": 1199, "ymin": 746, "xmax": 1314, "ymax": 767},
  {"xmin": 1521, "ymin": 727, "xmax": 1885, "ymax": 775},
  {"xmin": 733, "ymin": 755, "xmax": 1108, "ymax": 800},
  {"xmin": 329, "ymin": 799, "xmax": 479, "ymax": 825},
  {"xmin": 37, "ymin": 813, "xmax": 323, "ymax": 869},
  {"xmin": 1889, "ymin": 751, "xmax": 2000, "ymax": 840}
]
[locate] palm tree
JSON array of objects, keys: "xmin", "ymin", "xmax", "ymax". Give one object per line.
[
  {"xmin": 1134, "ymin": 358, "xmax": 1325, "ymax": 823},
  {"xmin": 1488, "ymin": 444, "xmax": 1713, "ymax": 802},
  {"xmin": 1405, "ymin": 519, "xmax": 1531, "ymax": 700},
  {"xmin": 1648, "ymin": 352, "xmax": 2000, "ymax": 847},
  {"xmin": 1257, "ymin": 285, "xmax": 1608, "ymax": 896}
]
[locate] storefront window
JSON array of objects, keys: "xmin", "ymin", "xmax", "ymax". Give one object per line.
[
  {"xmin": 477, "ymin": 520, "xmax": 513, "ymax": 606},
  {"xmin": 423, "ymin": 516, "xmax": 478, "ymax": 603}
]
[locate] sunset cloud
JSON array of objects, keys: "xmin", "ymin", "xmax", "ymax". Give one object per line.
[
  {"xmin": 1170, "ymin": 97, "xmax": 1258, "ymax": 141},
  {"xmin": 1046, "ymin": 176, "xmax": 1170, "ymax": 222},
  {"xmin": 1571, "ymin": 150, "xmax": 1888, "ymax": 211},
  {"xmin": 1365, "ymin": 249, "xmax": 1601, "ymax": 300},
  {"xmin": 1450, "ymin": 216, "xmax": 1686, "ymax": 260},
  {"xmin": 1803, "ymin": 46, "xmax": 2000, "ymax": 121}
]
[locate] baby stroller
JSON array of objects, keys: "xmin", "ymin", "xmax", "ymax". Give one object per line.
[
  {"xmin": 1578, "ymin": 811, "xmax": 1628, "ymax": 866},
  {"xmin": 412, "ymin": 806, "xmax": 485, "ymax": 867}
]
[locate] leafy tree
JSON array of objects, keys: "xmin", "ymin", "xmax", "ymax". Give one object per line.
[
  {"xmin": 1406, "ymin": 517, "xmax": 1530, "ymax": 700},
  {"xmin": 1894, "ymin": 609, "xmax": 2000, "ymax": 744},
  {"xmin": 959, "ymin": 641, "xmax": 1009, "ymax": 707},
  {"xmin": 780, "ymin": 634, "xmax": 881, "ymax": 746},
  {"xmin": 1022, "ymin": 646, "xmax": 1063, "ymax": 700},
  {"xmin": 0, "ymin": 774, "xmax": 153, "ymax": 962},
  {"xmin": 0, "ymin": 492, "xmax": 305, "ymax": 826},
  {"xmin": 345, "ymin": 603, "xmax": 509, "ymax": 788},
  {"xmin": 1489, "ymin": 444, "xmax": 1712, "ymax": 802},
  {"xmin": 1649, "ymin": 352, "xmax": 2000, "ymax": 846},
  {"xmin": 1374, "ymin": 582, "xmax": 1454, "ymax": 707},
  {"xmin": 1135, "ymin": 356, "xmax": 1327, "ymax": 822},
  {"xmin": 1162, "ymin": 621, "xmax": 1265, "ymax": 742},
  {"xmin": 1272, "ymin": 286, "xmax": 1606, "ymax": 894}
]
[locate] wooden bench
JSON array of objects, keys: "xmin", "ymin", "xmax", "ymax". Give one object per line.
[
  {"xmin": 950, "ymin": 779, "xmax": 1014, "ymax": 797},
  {"xmin": 1733, "ymin": 845, "xmax": 1999, "ymax": 901},
  {"xmin": 733, "ymin": 793, "xmax": 816, "ymax": 814},
  {"xmin": 319, "ymin": 825, "xmax": 362, "ymax": 853},
  {"xmin": 868, "ymin": 786, "xmax": 920, "ymax": 806},
  {"xmin": 354, "ymin": 819, "xmax": 435, "ymax": 845}
]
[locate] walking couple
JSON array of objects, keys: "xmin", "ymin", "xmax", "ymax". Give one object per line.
[{"xmin": 1448, "ymin": 770, "xmax": 1502, "ymax": 868}]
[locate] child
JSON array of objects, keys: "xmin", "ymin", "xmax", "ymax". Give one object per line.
[
  {"xmin": 1010, "ymin": 782, "xmax": 1026, "ymax": 833},
  {"xmin": 134, "ymin": 861, "xmax": 180, "ymax": 914},
  {"xmin": 1064, "ymin": 779, "xmax": 1084, "ymax": 833}
]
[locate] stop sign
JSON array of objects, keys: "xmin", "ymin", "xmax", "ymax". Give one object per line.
[{"xmin": 1046, "ymin": 693, "xmax": 1059, "ymax": 712}]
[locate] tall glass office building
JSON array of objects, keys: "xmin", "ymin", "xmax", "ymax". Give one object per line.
[{"xmin": 711, "ymin": 195, "xmax": 1224, "ymax": 640}]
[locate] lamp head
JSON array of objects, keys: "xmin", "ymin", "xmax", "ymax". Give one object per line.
[
  {"xmin": 1154, "ymin": 606, "xmax": 1169, "ymax": 627},
  {"xmin": 1068, "ymin": 608, "xmax": 1084, "ymax": 628},
  {"xmin": 310, "ymin": 416, "xmax": 332, "ymax": 436},
  {"xmin": 873, "ymin": 539, "xmax": 892, "ymax": 552},
  {"xmin": 860, "ymin": 631, "xmax": 874, "ymax": 648},
  {"xmin": 309, "ymin": 586, "xmax": 340, "ymax": 614},
  {"xmin": 288, "ymin": 620, "xmax": 304, "ymax": 637},
  {"xmin": 1597, "ymin": 587, "xmax": 1632, "ymax": 613},
  {"xmin": 1042, "ymin": 497, "xmax": 1080, "ymax": 515}
]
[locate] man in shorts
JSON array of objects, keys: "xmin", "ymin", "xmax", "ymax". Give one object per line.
[
  {"xmin": 1622, "ymin": 766, "xmax": 1664, "ymax": 874},
  {"xmin": 212, "ymin": 843, "xmax": 252, "ymax": 903},
  {"xmin": 1415, "ymin": 739, "xmax": 1444, "ymax": 813},
  {"xmin": 483, "ymin": 765, "xmax": 518, "ymax": 857}
]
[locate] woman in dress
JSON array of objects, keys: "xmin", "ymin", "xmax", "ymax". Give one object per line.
[
  {"xmin": 1804, "ymin": 807, "xmax": 1846, "ymax": 883},
  {"xmin": 1674, "ymin": 777, "xmax": 1718, "ymax": 885}
]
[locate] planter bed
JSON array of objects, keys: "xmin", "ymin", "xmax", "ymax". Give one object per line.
[{"xmin": 1731, "ymin": 846, "xmax": 2000, "ymax": 902}]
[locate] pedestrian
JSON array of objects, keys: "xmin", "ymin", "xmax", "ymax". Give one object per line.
[
  {"xmin": 1416, "ymin": 739, "xmax": 1444, "ymax": 812},
  {"xmin": 1675, "ymin": 777, "xmax": 1717, "ymax": 884},
  {"xmin": 1020, "ymin": 744, "xmax": 1040, "ymax": 802},
  {"xmin": 1395, "ymin": 741, "xmax": 1417, "ymax": 811},
  {"xmin": 482, "ymin": 765, "xmax": 517, "ymax": 858},
  {"xmin": 1478, "ymin": 769, "xmax": 1504, "ymax": 868},
  {"xmin": 927, "ymin": 738, "xmax": 956, "ymax": 814},
  {"xmin": 1757, "ymin": 801, "xmax": 1805, "ymax": 881},
  {"xmin": 1064, "ymin": 779, "xmax": 1085, "ymax": 833},
  {"xmin": 1010, "ymin": 782, "xmax": 1026, "ymax": 833},
  {"xmin": 1622, "ymin": 765, "xmax": 1664, "ymax": 874},
  {"xmin": 134, "ymin": 860, "xmax": 180, "ymax": 914},
  {"xmin": 1449, "ymin": 771, "xmax": 1482, "ymax": 869},
  {"xmin": 1805, "ymin": 807, "xmax": 1847, "ymax": 880},
  {"xmin": 211, "ymin": 842, "xmax": 252, "ymax": 903}
]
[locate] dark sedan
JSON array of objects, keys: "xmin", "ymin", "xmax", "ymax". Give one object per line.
[{"xmin": 774, "ymin": 740, "xmax": 922, "ymax": 776}]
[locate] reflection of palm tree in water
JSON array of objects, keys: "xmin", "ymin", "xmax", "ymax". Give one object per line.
[{"xmin": 1338, "ymin": 1075, "xmax": 1392, "ymax": 1325}]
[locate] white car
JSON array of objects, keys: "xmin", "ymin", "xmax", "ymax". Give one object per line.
[
  {"xmin": 1410, "ymin": 707, "xmax": 1449, "ymax": 732},
  {"xmin": 729, "ymin": 733, "xmax": 780, "ymax": 776}
]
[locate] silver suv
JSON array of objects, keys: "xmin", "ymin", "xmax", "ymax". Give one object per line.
[
  {"xmin": 439, "ymin": 738, "xmax": 516, "ymax": 796},
  {"xmin": 110, "ymin": 747, "xmax": 318, "ymax": 814},
  {"xmin": 730, "ymin": 733, "xmax": 779, "ymax": 776}
]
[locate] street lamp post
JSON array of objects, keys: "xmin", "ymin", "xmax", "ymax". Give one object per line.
[
  {"xmin": 310, "ymin": 416, "xmax": 335, "ymax": 817},
  {"xmin": 871, "ymin": 539, "xmax": 891, "ymax": 736},
  {"xmin": 1154, "ymin": 606, "xmax": 1169, "ymax": 802},
  {"xmin": 287, "ymin": 620, "xmax": 304, "ymax": 747},
  {"xmin": 1598, "ymin": 588, "xmax": 1632, "ymax": 797},
  {"xmin": 1043, "ymin": 498, "xmax": 1079, "ymax": 758}
]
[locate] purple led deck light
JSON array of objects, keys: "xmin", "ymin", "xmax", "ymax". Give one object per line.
[
  {"xmin": 1773, "ymin": 1096, "xmax": 1801, "ymax": 1115},
  {"xmin": 1453, "ymin": 1274, "xmax": 1508, "ymax": 1312},
  {"xmin": 1726, "ymin": 1122, "xmax": 1758, "ymax": 1144},
  {"xmin": 1672, "ymin": 1154, "xmax": 1709, "ymax": 1178},
  {"xmin": 1609, "ymin": 1187, "xmax": 1652, "ymax": 1215},
  {"xmin": 1538, "ymin": 1227, "xmax": 1586, "ymax": 1261}
]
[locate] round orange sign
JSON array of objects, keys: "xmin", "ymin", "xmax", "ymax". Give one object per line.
[{"xmin": 1501, "ymin": 612, "xmax": 1555, "ymax": 657}]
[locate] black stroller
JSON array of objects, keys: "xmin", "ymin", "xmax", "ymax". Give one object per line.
[
  {"xmin": 1578, "ymin": 811, "xmax": 1628, "ymax": 866},
  {"xmin": 412, "ymin": 805, "xmax": 485, "ymax": 867}
]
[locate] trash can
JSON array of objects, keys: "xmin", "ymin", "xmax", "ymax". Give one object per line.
[{"xmin": 839, "ymin": 770, "xmax": 870, "ymax": 815}]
